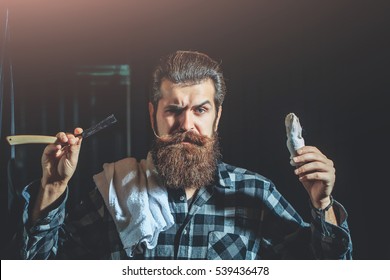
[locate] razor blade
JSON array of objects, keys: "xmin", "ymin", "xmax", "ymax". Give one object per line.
[{"xmin": 6, "ymin": 114, "xmax": 117, "ymax": 145}]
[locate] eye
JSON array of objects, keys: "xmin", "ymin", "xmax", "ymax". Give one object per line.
[
  {"xmin": 165, "ymin": 107, "xmax": 182, "ymax": 115},
  {"xmin": 195, "ymin": 107, "xmax": 207, "ymax": 114}
]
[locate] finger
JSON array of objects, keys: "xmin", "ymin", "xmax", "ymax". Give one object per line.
[
  {"xmin": 299, "ymin": 171, "xmax": 335, "ymax": 183},
  {"xmin": 65, "ymin": 132, "xmax": 82, "ymax": 154},
  {"xmin": 74, "ymin": 127, "xmax": 83, "ymax": 136},
  {"xmin": 295, "ymin": 161, "xmax": 335, "ymax": 176},
  {"xmin": 68, "ymin": 139, "xmax": 82, "ymax": 154},
  {"xmin": 43, "ymin": 143, "xmax": 62, "ymax": 156},
  {"xmin": 55, "ymin": 146, "xmax": 66, "ymax": 158},
  {"xmin": 55, "ymin": 132, "xmax": 69, "ymax": 145},
  {"xmin": 64, "ymin": 130, "xmax": 83, "ymax": 145},
  {"xmin": 66, "ymin": 133, "xmax": 78, "ymax": 145},
  {"xmin": 73, "ymin": 127, "xmax": 83, "ymax": 146},
  {"xmin": 293, "ymin": 152, "xmax": 332, "ymax": 166},
  {"xmin": 42, "ymin": 143, "xmax": 65, "ymax": 163},
  {"xmin": 296, "ymin": 146, "xmax": 324, "ymax": 156}
]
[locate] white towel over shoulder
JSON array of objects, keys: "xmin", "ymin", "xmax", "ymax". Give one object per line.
[{"xmin": 93, "ymin": 152, "xmax": 174, "ymax": 257}]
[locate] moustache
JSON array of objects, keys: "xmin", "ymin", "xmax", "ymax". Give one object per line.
[{"xmin": 156, "ymin": 131, "xmax": 210, "ymax": 147}]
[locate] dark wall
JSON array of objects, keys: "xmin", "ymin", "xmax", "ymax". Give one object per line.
[{"xmin": 1, "ymin": 0, "xmax": 389, "ymax": 259}]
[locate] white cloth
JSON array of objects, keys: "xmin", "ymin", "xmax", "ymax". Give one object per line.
[
  {"xmin": 93, "ymin": 152, "xmax": 174, "ymax": 257},
  {"xmin": 285, "ymin": 112, "xmax": 305, "ymax": 166}
]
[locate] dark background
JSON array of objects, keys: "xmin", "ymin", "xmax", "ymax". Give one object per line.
[{"xmin": 1, "ymin": 0, "xmax": 389, "ymax": 259}]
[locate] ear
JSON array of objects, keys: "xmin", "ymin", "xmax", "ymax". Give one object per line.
[
  {"xmin": 214, "ymin": 106, "xmax": 222, "ymax": 132},
  {"xmin": 148, "ymin": 102, "xmax": 156, "ymax": 131}
]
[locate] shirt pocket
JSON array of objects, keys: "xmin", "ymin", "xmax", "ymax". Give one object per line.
[{"xmin": 207, "ymin": 231, "xmax": 249, "ymax": 260}]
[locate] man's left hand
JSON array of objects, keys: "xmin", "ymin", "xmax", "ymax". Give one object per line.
[{"xmin": 292, "ymin": 146, "xmax": 335, "ymax": 209}]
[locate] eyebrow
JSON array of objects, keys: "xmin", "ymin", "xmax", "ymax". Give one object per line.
[
  {"xmin": 164, "ymin": 100, "xmax": 213, "ymax": 111},
  {"xmin": 194, "ymin": 100, "xmax": 213, "ymax": 109}
]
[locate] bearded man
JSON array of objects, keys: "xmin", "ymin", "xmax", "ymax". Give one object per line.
[{"xmin": 15, "ymin": 51, "xmax": 352, "ymax": 260}]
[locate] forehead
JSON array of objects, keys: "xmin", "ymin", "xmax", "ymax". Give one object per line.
[{"xmin": 159, "ymin": 78, "xmax": 216, "ymax": 105}]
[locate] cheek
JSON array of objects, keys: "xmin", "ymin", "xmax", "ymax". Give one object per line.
[
  {"xmin": 156, "ymin": 115, "xmax": 176, "ymax": 134},
  {"xmin": 161, "ymin": 116, "xmax": 176, "ymax": 127},
  {"xmin": 196, "ymin": 116, "xmax": 217, "ymax": 136}
]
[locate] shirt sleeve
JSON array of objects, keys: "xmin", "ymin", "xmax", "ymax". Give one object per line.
[
  {"xmin": 260, "ymin": 181, "xmax": 352, "ymax": 259},
  {"xmin": 19, "ymin": 181, "xmax": 68, "ymax": 259},
  {"xmin": 310, "ymin": 199, "xmax": 353, "ymax": 259}
]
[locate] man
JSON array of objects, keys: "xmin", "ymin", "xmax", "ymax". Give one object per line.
[{"xmin": 16, "ymin": 50, "xmax": 352, "ymax": 259}]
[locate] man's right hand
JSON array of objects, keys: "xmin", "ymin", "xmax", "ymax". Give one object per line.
[{"xmin": 31, "ymin": 128, "xmax": 83, "ymax": 224}]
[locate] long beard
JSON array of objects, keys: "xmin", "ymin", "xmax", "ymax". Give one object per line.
[{"xmin": 151, "ymin": 131, "xmax": 221, "ymax": 190}]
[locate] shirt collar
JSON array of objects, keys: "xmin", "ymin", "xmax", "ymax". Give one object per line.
[{"xmin": 216, "ymin": 161, "xmax": 233, "ymax": 189}]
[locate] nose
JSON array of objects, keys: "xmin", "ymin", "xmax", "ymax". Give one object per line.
[{"xmin": 178, "ymin": 110, "xmax": 195, "ymax": 132}]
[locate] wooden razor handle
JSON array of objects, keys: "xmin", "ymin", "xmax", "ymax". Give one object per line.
[{"xmin": 6, "ymin": 135, "xmax": 57, "ymax": 145}]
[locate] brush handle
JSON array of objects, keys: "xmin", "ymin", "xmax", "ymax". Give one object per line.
[{"xmin": 6, "ymin": 135, "xmax": 57, "ymax": 145}]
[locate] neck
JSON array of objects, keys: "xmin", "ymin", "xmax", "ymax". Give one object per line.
[{"xmin": 185, "ymin": 187, "xmax": 198, "ymax": 200}]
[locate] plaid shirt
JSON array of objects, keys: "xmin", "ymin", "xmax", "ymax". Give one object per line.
[{"xmin": 17, "ymin": 161, "xmax": 352, "ymax": 260}]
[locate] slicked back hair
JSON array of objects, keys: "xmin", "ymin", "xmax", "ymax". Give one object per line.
[{"xmin": 150, "ymin": 50, "xmax": 226, "ymax": 110}]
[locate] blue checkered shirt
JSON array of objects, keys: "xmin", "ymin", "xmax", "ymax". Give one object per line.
[{"xmin": 17, "ymin": 161, "xmax": 352, "ymax": 259}]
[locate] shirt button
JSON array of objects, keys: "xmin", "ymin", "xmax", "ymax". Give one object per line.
[
  {"xmin": 179, "ymin": 196, "xmax": 185, "ymax": 201},
  {"xmin": 183, "ymin": 229, "xmax": 188, "ymax": 235}
]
